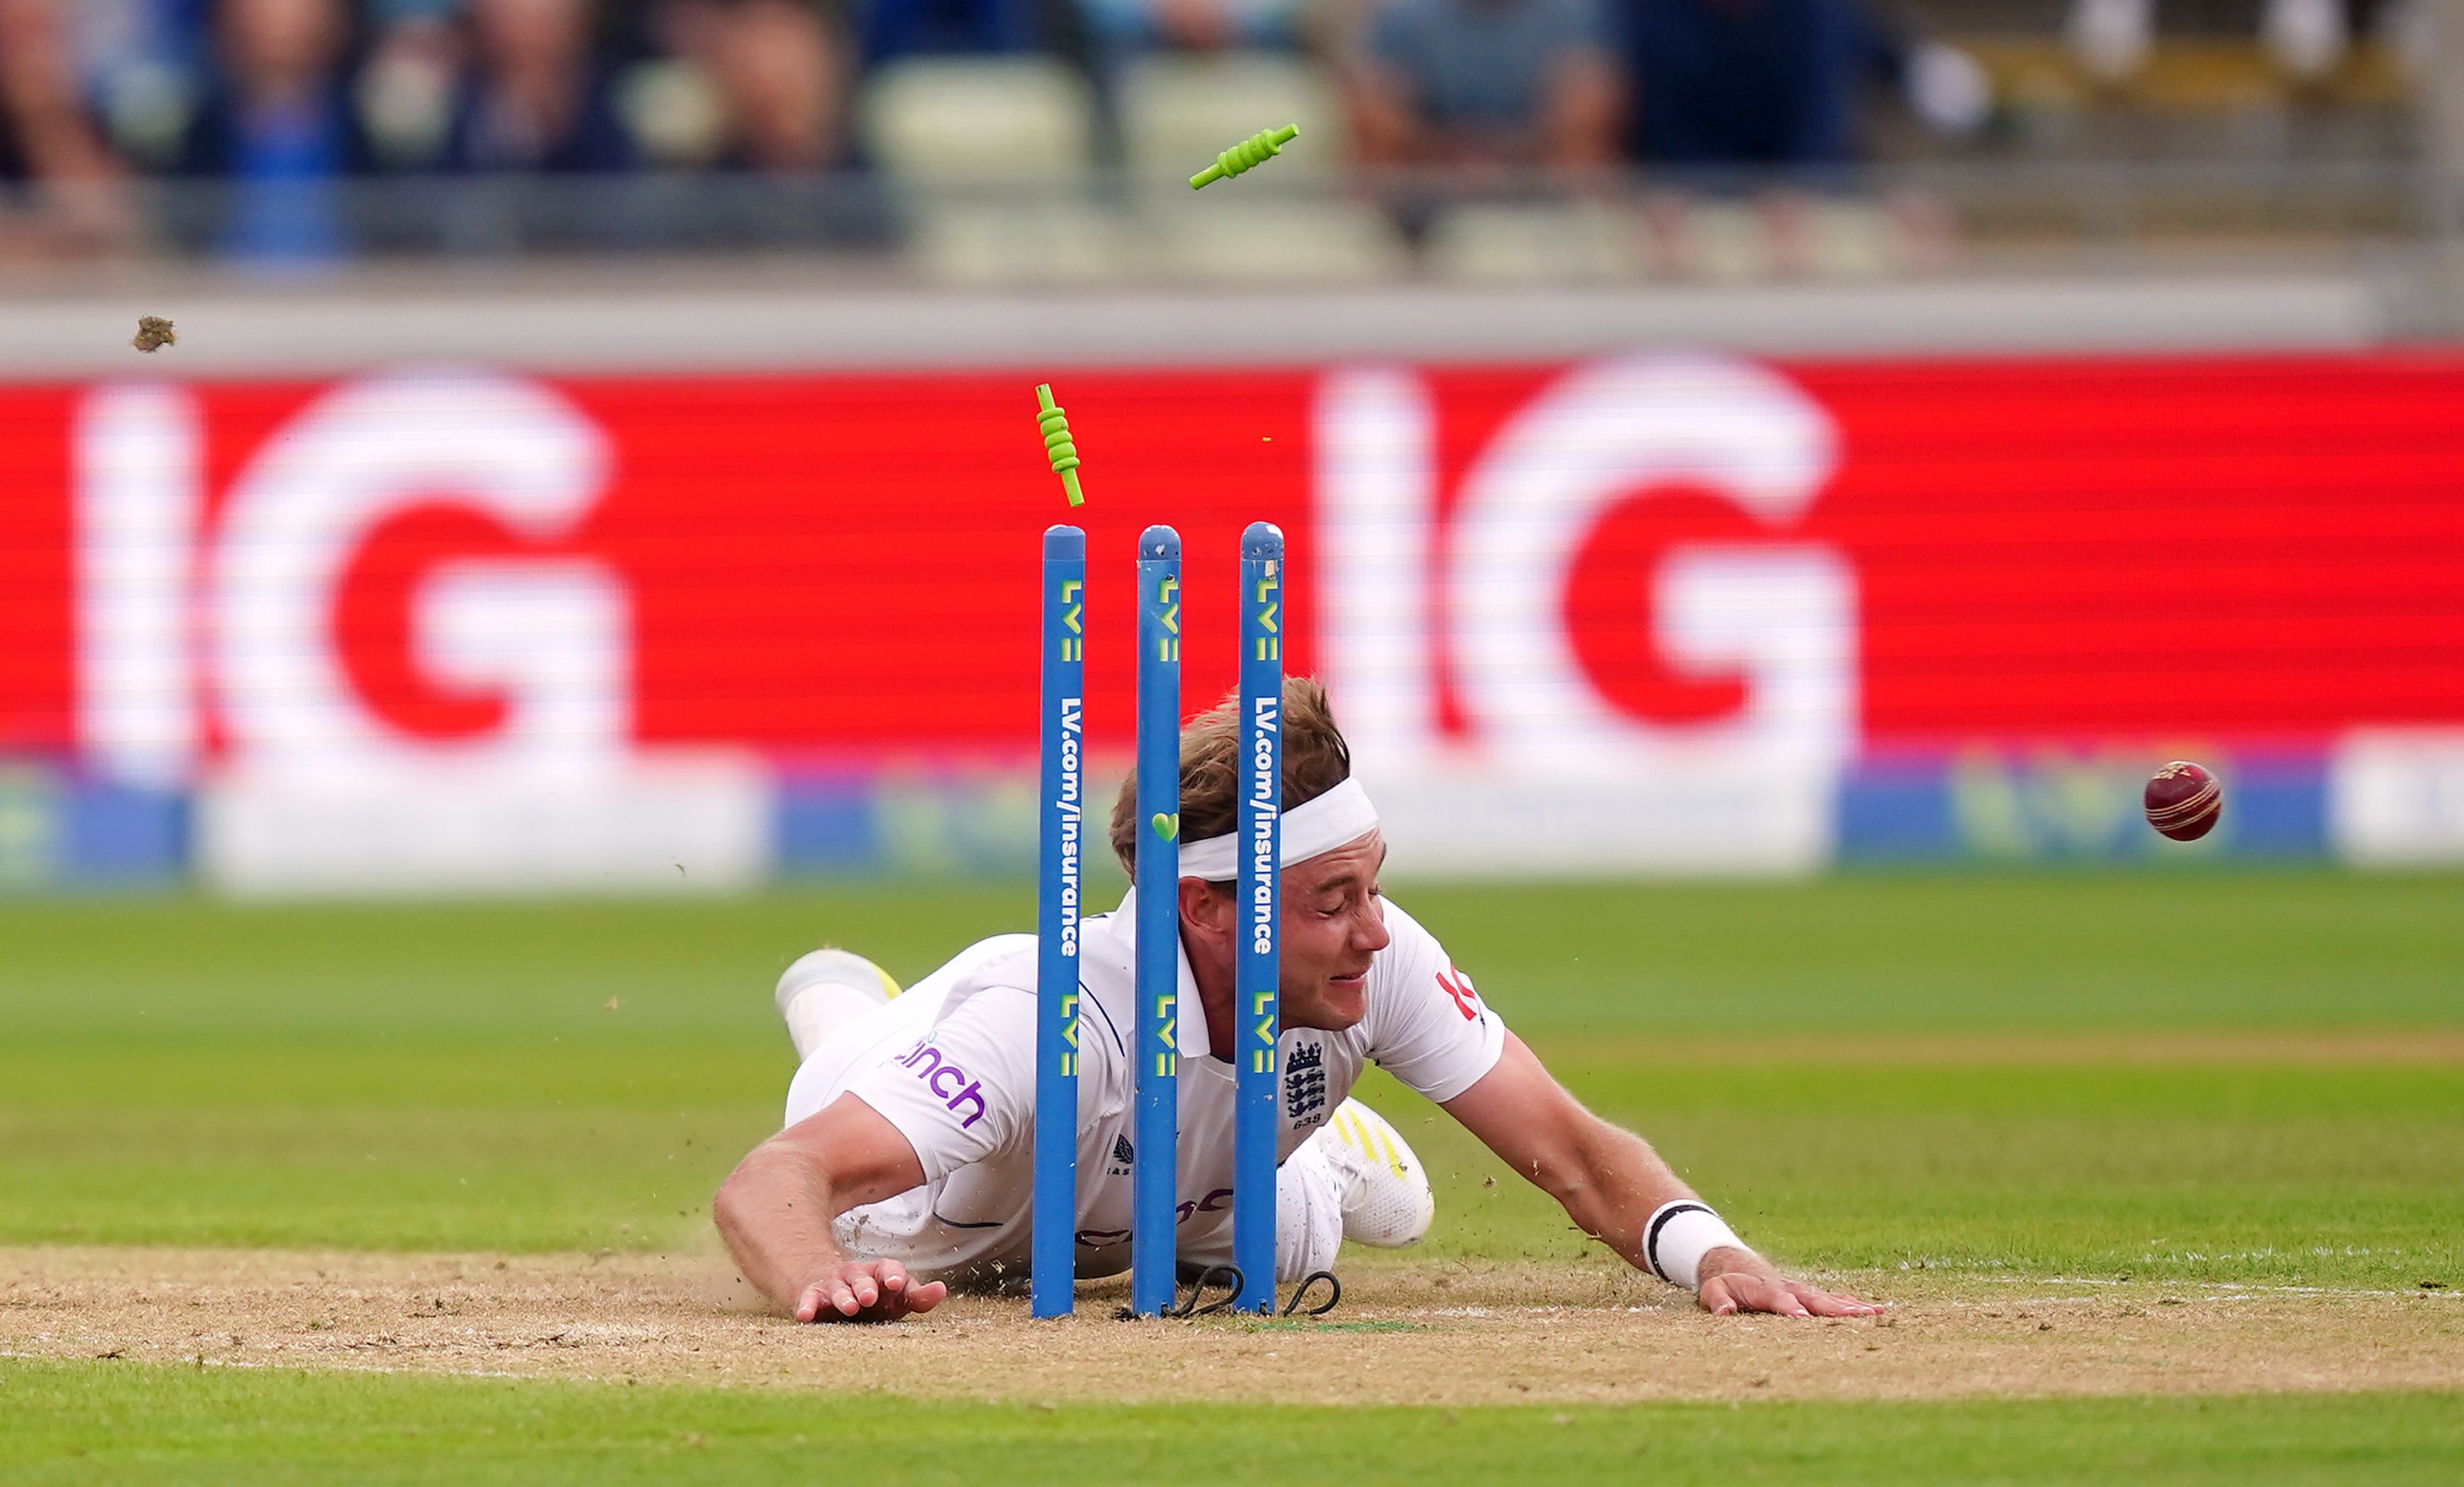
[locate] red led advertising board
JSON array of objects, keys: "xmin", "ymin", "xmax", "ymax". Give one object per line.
[{"xmin": 6, "ymin": 353, "xmax": 2458, "ymax": 779}]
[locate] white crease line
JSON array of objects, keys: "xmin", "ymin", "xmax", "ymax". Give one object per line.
[
  {"xmin": 2004, "ymin": 1278, "xmax": 2457, "ymax": 1299},
  {"xmin": 0, "ymin": 1346, "xmax": 561, "ymax": 1384}
]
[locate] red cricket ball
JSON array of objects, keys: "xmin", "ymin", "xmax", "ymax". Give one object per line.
[{"xmin": 2145, "ymin": 760, "xmax": 2223, "ymax": 842}]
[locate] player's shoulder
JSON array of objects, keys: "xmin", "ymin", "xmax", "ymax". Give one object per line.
[
  {"xmin": 1359, "ymin": 895, "xmax": 1501, "ymax": 1059},
  {"xmin": 1361, "ymin": 896, "xmax": 1453, "ymax": 1015},
  {"xmin": 940, "ymin": 928, "xmax": 1130, "ymax": 1076},
  {"xmin": 933, "ymin": 934, "xmax": 1038, "ymax": 1022},
  {"xmin": 961, "ymin": 933, "xmax": 1038, "ymax": 986}
]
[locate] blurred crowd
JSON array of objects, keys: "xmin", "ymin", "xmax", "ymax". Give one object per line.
[
  {"xmin": 0, "ymin": 0, "xmax": 1992, "ymax": 257},
  {"xmin": 0, "ymin": 0, "xmax": 2394, "ymax": 262}
]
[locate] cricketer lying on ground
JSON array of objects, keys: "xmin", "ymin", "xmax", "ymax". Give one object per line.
[{"xmin": 715, "ymin": 718, "xmax": 1883, "ymax": 1324}]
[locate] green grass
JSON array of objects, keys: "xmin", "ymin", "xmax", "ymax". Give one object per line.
[
  {"xmin": 3, "ymin": 1360, "xmax": 2459, "ymax": 1486},
  {"xmin": 3, "ymin": 874, "xmax": 2461, "ymax": 1283},
  {"xmin": 3, "ymin": 873, "xmax": 2461, "ymax": 1479},
  {"xmin": 10, "ymin": 872, "xmax": 2462, "ymax": 1043},
  {"xmin": 1377, "ymin": 1061, "xmax": 2464, "ymax": 1288}
]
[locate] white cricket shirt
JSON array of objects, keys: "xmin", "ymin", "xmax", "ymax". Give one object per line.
[{"xmin": 782, "ymin": 890, "xmax": 1506, "ymax": 1284}]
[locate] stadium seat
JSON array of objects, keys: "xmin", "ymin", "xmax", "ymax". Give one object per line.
[
  {"xmin": 859, "ymin": 58, "xmax": 1099, "ymax": 182},
  {"xmin": 1140, "ymin": 197, "xmax": 1405, "ymax": 284},
  {"xmin": 1116, "ymin": 55, "xmax": 1393, "ymax": 283},
  {"xmin": 908, "ymin": 201, "xmax": 1140, "ymax": 286},
  {"xmin": 1116, "ymin": 53, "xmax": 1344, "ymax": 181},
  {"xmin": 860, "ymin": 59, "xmax": 1132, "ymax": 284},
  {"xmin": 1780, "ymin": 199, "xmax": 1900, "ymax": 281},
  {"xmin": 1423, "ymin": 204, "xmax": 1642, "ymax": 285},
  {"xmin": 1662, "ymin": 199, "xmax": 1772, "ymax": 282},
  {"xmin": 1642, "ymin": 198, "xmax": 1905, "ymax": 284}
]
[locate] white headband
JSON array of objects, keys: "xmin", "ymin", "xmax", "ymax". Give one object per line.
[{"xmin": 1176, "ymin": 776, "xmax": 1380, "ymax": 881}]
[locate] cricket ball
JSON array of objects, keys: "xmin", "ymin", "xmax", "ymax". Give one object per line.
[{"xmin": 2144, "ymin": 760, "xmax": 2222, "ymax": 842}]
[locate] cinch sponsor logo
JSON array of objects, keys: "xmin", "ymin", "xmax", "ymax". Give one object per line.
[{"xmin": 896, "ymin": 1038, "xmax": 988, "ymax": 1128}]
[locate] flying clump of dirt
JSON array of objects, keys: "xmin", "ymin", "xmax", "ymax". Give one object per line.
[{"xmin": 132, "ymin": 317, "xmax": 177, "ymax": 353}]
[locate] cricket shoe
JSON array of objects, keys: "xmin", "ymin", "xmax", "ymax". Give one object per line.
[
  {"xmin": 1319, "ymin": 1098, "xmax": 1435, "ymax": 1248},
  {"xmin": 774, "ymin": 948, "xmax": 902, "ymax": 1060}
]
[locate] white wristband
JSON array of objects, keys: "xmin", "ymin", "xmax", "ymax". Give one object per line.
[{"xmin": 1643, "ymin": 1201, "xmax": 1750, "ymax": 1291}]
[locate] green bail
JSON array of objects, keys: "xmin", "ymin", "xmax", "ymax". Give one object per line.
[
  {"xmin": 1034, "ymin": 383, "xmax": 1084, "ymax": 508},
  {"xmin": 1191, "ymin": 123, "xmax": 1300, "ymax": 189}
]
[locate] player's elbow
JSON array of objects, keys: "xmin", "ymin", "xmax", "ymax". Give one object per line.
[
  {"xmin": 711, "ymin": 1154, "xmax": 760, "ymax": 1246},
  {"xmin": 711, "ymin": 1140, "xmax": 809, "ymax": 1248}
]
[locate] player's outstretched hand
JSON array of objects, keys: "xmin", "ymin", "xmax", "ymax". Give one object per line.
[
  {"xmin": 793, "ymin": 1260, "xmax": 948, "ymax": 1322},
  {"xmin": 1696, "ymin": 1252, "xmax": 1882, "ymax": 1318}
]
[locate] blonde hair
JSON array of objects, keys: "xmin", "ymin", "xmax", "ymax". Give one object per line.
[{"xmin": 1108, "ymin": 677, "xmax": 1351, "ymax": 879}]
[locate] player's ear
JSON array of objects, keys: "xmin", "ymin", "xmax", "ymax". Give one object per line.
[{"xmin": 1175, "ymin": 877, "xmax": 1235, "ymax": 942}]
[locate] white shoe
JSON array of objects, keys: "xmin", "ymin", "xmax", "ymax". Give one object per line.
[
  {"xmin": 774, "ymin": 948, "xmax": 901, "ymax": 1060},
  {"xmin": 1316, "ymin": 1098, "xmax": 1435, "ymax": 1248}
]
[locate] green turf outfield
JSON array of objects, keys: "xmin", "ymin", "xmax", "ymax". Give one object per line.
[
  {"xmin": 3, "ymin": 872, "xmax": 2461, "ymax": 1480},
  {"xmin": 3, "ymin": 873, "xmax": 2460, "ymax": 1286},
  {"xmin": 5, "ymin": 1359, "xmax": 2461, "ymax": 1486}
]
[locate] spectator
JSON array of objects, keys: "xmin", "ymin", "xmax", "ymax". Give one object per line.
[
  {"xmin": 178, "ymin": 0, "xmax": 370, "ymax": 263},
  {"xmin": 74, "ymin": 1, "xmax": 214, "ymax": 169},
  {"xmin": 443, "ymin": 0, "xmax": 635, "ymax": 171},
  {"xmin": 1083, "ymin": 0, "xmax": 1300, "ymax": 52},
  {"xmin": 70, "ymin": 0, "xmax": 217, "ymax": 79},
  {"xmin": 696, "ymin": 0, "xmax": 848, "ymax": 169},
  {"xmin": 1616, "ymin": 0, "xmax": 1878, "ymax": 167},
  {"xmin": 357, "ymin": 0, "xmax": 463, "ymax": 168},
  {"xmin": 1345, "ymin": 0, "xmax": 1620, "ymax": 170},
  {"xmin": 0, "ymin": 0, "xmax": 131, "ymax": 254},
  {"xmin": 856, "ymin": 0, "xmax": 1056, "ymax": 65}
]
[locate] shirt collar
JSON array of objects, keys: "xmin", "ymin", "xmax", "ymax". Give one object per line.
[{"xmin": 1109, "ymin": 887, "xmax": 1211, "ymax": 1062}]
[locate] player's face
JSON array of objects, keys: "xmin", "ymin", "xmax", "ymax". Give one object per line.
[{"xmin": 1275, "ymin": 831, "xmax": 1391, "ymax": 1032}]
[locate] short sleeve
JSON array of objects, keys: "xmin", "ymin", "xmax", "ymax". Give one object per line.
[
  {"xmin": 1360, "ymin": 899, "xmax": 1507, "ymax": 1104},
  {"xmin": 842, "ymin": 984, "xmax": 1038, "ymax": 1185}
]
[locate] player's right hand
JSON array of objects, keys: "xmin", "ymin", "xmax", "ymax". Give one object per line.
[{"xmin": 793, "ymin": 1260, "xmax": 948, "ymax": 1322}]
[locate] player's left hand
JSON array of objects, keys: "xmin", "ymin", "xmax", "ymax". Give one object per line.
[{"xmin": 1695, "ymin": 1250, "xmax": 1883, "ymax": 1317}]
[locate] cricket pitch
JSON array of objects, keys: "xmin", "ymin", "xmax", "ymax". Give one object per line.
[{"xmin": 7, "ymin": 1246, "xmax": 2458, "ymax": 1407}]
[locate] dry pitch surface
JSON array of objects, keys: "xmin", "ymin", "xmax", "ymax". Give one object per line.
[{"xmin": 7, "ymin": 1246, "xmax": 2458, "ymax": 1407}]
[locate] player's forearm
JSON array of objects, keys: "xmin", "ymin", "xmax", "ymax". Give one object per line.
[
  {"xmin": 1561, "ymin": 1125, "xmax": 1781, "ymax": 1292},
  {"xmin": 712, "ymin": 1141, "xmax": 855, "ymax": 1312},
  {"xmin": 1554, "ymin": 1116, "xmax": 1701, "ymax": 1272},
  {"xmin": 1447, "ymin": 1035, "xmax": 1699, "ymax": 1266}
]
